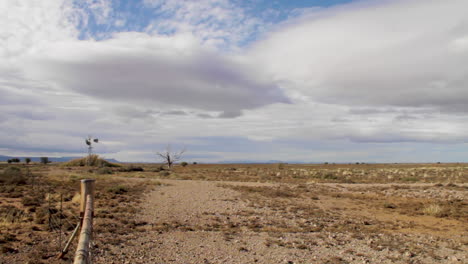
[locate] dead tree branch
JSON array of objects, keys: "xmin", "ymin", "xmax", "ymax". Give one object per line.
[{"xmin": 157, "ymin": 145, "xmax": 186, "ymax": 169}]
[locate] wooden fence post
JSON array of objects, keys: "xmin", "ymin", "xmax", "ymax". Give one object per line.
[
  {"xmin": 73, "ymin": 179, "xmax": 96, "ymax": 264},
  {"xmin": 80, "ymin": 179, "xmax": 95, "ymax": 217},
  {"xmin": 74, "ymin": 194, "xmax": 94, "ymax": 264}
]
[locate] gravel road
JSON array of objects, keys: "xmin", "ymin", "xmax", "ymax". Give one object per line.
[{"xmin": 94, "ymin": 179, "xmax": 466, "ymax": 264}]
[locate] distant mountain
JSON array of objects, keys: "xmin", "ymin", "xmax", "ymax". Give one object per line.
[
  {"xmin": 0, "ymin": 155, "xmax": 370, "ymax": 164},
  {"xmin": 216, "ymin": 160, "xmax": 316, "ymax": 164},
  {"xmin": 0, "ymin": 155, "xmax": 120, "ymax": 163}
]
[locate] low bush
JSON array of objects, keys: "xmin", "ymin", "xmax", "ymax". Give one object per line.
[
  {"xmin": 40, "ymin": 157, "xmax": 49, "ymax": 164},
  {"xmin": 117, "ymin": 165, "xmax": 144, "ymax": 172},
  {"xmin": 322, "ymin": 173, "xmax": 338, "ymax": 180},
  {"xmin": 0, "ymin": 205, "xmax": 28, "ymax": 224},
  {"xmin": 0, "ymin": 166, "xmax": 27, "ymax": 185},
  {"xmin": 107, "ymin": 185, "xmax": 129, "ymax": 194},
  {"xmin": 159, "ymin": 171, "xmax": 170, "ymax": 177},
  {"xmin": 153, "ymin": 166, "xmax": 165, "ymax": 172},
  {"xmin": 22, "ymin": 196, "xmax": 42, "ymax": 207},
  {"xmin": 401, "ymin": 177, "xmax": 418, "ymax": 182},
  {"xmin": 422, "ymin": 204, "xmax": 446, "ymax": 217},
  {"xmin": 63, "ymin": 155, "xmax": 120, "ymax": 167},
  {"xmin": 120, "ymin": 165, "xmax": 144, "ymax": 172},
  {"xmin": 277, "ymin": 163, "xmax": 286, "ymax": 170},
  {"xmin": 97, "ymin": 167, "xmax": 113, "ymax": 175}
]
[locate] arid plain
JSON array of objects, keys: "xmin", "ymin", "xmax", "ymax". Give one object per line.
[{"xmin": 1, "ymin": 162, "xmax": 466, "ymax": 263}]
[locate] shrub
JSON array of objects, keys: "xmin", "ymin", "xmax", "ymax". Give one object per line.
[
  {"xmin": 180, "ymin": 162, "xmax": 188, "ymax": 167},
  {"xmin": 153, "ymin": 166, "xmax": 165, "ymax": 172},
  {"xmin": 107, "ymin": 185, "xmax": 128, "ymax": 194},
  {"xmin": 0, "ymin": 206, "xmax": 27, "ymax": 224},
  {"xmin": 25, "ymin": 158, "xmax": 31, "ymax": 164},
  {"xmin": 401, "ymin": 177, "xmax": 418, "ymax": 182},
  {"xmin": 193, "ymin": 162, "xmax": 197, "ymax": 165},
  {"xmin": 127, "ymin": 166, "xmax": 144, "ymax": 172},
  {"xmin": 63, "ymin": 155, "xmax": 120, "ymax": 167},
  {"xmin": 159, "ymin": 171, "xmax": 170, "ymax": 177},
  {"xmin": 34, "ymin": 207, "xmax": 48, "ymax": 224},
  {"xmin": 0, "ymin": 167, "xmax": 27, "ymax": 185},
  {"xmin": 277, "ymin": 163, "xmax": 286, "ymax": 170},
  {"xmin": 422, "ymin": 204, "xmax": 446, "ymax": 217},
  {"xmin": 97, "ymin": 167, "xmax": 113, "ymax": 175},
  {"xmin": 3, "ymin": 166, "xmax": 22, "ymax": 176},
  {"xmin": 40, "ymin": 157, "xmax": 49, "ymax": 164},
  {"xmin": 22, "ymin": 196, "xmax": 42, "ymax": 206},
  {"xmin": 118, "ymin": 165, "xmax": 144, "ymax": 172},
  {"xmin": 322, "ymin": 173, "xmax": 338, "ymax": 180}
]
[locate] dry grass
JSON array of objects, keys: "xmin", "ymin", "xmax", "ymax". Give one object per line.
[
  {"xmin": 422, "ymin": 204, "xmax": 445, "ymax": 217},
  {"xmin": 216, "ymin": 180, "xmax": 466, "ymax": 259},
  {"xmin": 118, "ymin": 162, "xmax": 468, "ymax": 184},
  {"xmin": 0, "ymin": 163, "xmax": 159, "ymax": 263},
  {"xmin": 0, "ymin": 162, "xmax": 466, "ymax": 263},
  {"xmin": 0, "ymin": 166, "xmax": 28, "ymax": 185},
  {"xmin": 62, "ymin": 154, "xmax": 120, "ymax": 167},
  {"xmin": 225, "ymin": 185, "xmax": 299, "ymax": 198}
]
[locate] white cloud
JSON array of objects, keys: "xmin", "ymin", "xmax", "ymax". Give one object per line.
[
  {"xmin": 2, "ymin": 0, "xmax": 468, "ymax": 162},
  {"xmin": 83, "ymin": 0, "xmax": 112, "ymax": 25},
  {"xmin": 143, "ymin": 0, "xmax": 266, "ymax": 49},
  {"xmin": 250, "ymin": 0, "xmax": 468, "ymax": 111},
  {"xmin": 0, "ymin": 0, "xmax": 78, "ymax": 59},
  {"xmin": 21, "ymin": 31, "xmax": 289, "ymax": 113}
]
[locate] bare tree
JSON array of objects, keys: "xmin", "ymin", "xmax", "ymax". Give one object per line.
[{"xmin": 157, "ymin": 145, "xmax": 186, "ymax": 169}]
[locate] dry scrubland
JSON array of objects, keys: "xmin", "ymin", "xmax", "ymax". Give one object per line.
[{"xmin": 0, "ymin": 161, "xmax": 467, "ymax": 263}]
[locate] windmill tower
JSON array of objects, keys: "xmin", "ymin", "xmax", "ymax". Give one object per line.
[{"xmin": 85, "ymin": 135, "xmax": 99, "ymax": 166}]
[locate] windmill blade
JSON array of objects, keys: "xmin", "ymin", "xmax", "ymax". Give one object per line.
[{"xmin": 85, "ymin": 139, "xmax": 91, "ymax": 146}]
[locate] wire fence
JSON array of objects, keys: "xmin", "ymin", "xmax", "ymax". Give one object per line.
[
  {"xmin": 47, "ymin": 191, "xmax": 82, "ymax": 260},
  {"xmin": 0, "ymin": 174, "xmax": 95, "ymax": 263}
]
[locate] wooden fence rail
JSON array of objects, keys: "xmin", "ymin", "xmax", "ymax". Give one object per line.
[{"xmin": 73, "ymin": 179, "xmax": 95, "ymax": 264}]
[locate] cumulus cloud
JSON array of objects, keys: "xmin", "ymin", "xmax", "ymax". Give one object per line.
[
  {"xmin": 0, "ymin": 0, "xmax": 79, "ymax": 58},
  {"xmin": 251, "ymin": 0, "xmax": 468, "ymax": 112},
  {"xmin": 22, "ymin": 32, "xmax": 289, "ymax": 113},
  {"xmin": 2, "ymin": 0, "xmax": 468, "ymax": 162}
]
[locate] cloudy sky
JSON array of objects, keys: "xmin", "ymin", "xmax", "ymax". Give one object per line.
[{"xmin": 1, "ymin": 0, "xmax": 468, "ymax": 163}]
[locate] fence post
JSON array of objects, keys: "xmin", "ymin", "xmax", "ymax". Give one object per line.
[
  {"xmin": 74, "ymin": 194, "xmax": 94, "ymax": 264},
  {"xmin": 74, "ymin": 179, "xmax": 96, "ymax": 264},
  {"xmin": 80, "ymin": 179, "xmax": 95, "ymax": 218}
]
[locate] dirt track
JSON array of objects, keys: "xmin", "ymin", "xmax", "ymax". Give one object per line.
[{"xmin": 95, "ymin": 179, "xmax": 467, "ymax": 264}]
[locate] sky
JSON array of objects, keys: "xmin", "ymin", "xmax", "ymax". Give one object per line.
[{"xmin": 1, "ymin": 0, "xmax": 468, "ymax": 163}]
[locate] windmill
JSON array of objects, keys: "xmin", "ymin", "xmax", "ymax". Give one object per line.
[{"xmin": 85, "ymin": 135, "xmax": 99, "ymax": 166}]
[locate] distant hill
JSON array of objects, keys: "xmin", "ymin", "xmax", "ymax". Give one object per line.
[
  {"xmin": 217, "ymin": 160, "xmax": 312, "ymax": 164},
  {"xmin": 0, "ymin": 155, "xmax": 120, "ymax": 163}
]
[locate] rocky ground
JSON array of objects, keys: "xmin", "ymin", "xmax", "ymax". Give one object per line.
[
  {"xmin": 94, "ymin": 180, "xmax": 467, "ymax": 264},
  {"xmin": 1, "ymin": 163, "xmax": 466, "ymax": 264}
]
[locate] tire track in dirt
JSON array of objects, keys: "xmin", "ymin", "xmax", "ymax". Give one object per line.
[
  {"xmin": 96, "ymin": 180, "xmax": 467, "ymax": 264},
  {"xmin": 100, "ymin": 180, "xmax": 298, "ymax": 264}
]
